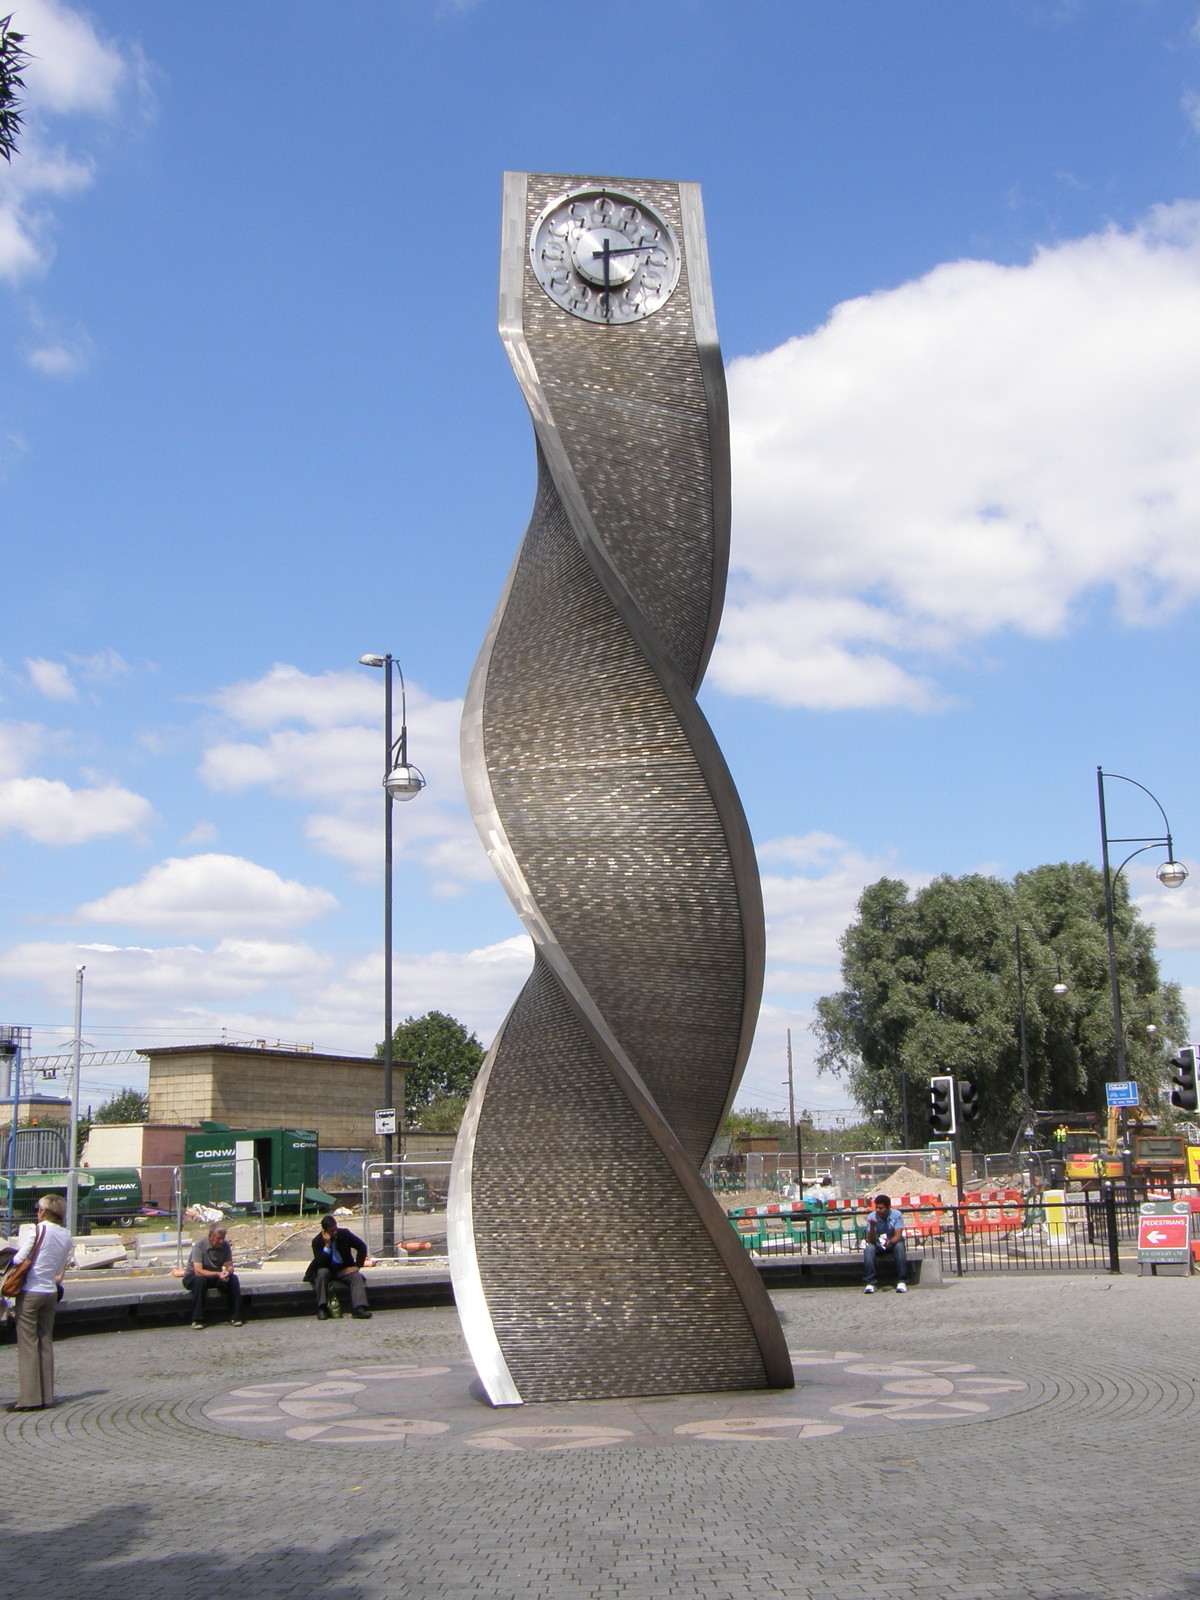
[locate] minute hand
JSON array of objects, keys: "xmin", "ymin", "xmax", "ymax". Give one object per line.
[{"xmin": 592, "ymin": 238, "xmax": 662, "ymax": 319}]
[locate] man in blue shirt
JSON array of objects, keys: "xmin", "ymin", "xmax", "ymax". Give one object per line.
[
  {"xmin": 304, "ymin": 1215, "xmax": 372, "ymax": 1319},
  {"xmin": 862, "ymin": 1194, "xmax": 907, "ymax": 1293}
]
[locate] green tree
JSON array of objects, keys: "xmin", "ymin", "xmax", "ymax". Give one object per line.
[
  {"xmin": 813, "ymin": 863, "xmax": 1186, "ymax": 1151},
  {"xmin": 94, "ymin": 1087, "xmax": 150, "ymax": 1124},
  {"xmin": 415, "ymin": 1094, "xmax": 470, "ymax": 1134},
  {"xmin": 0, "ymin": 14, "xmax": 28, "ymax": 162},
  {"xmin": 378, "ymin": 1011, "xmax": 485, "ymax": 1127},
  {"xmin": 719, "ymin": 1106, "xmax": 791, "ymax": 1142}
]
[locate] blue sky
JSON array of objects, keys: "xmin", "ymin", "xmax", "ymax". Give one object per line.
[{"xmin": 3, "ymin": 0, "xmax": 1200, "ymax": 1122}]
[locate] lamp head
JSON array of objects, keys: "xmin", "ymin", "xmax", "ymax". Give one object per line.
[
  {"xmin": 385, "ymin": 763, "xmax": 426, "ymax": 801},
  {"xmin": 1157, "ymin": 859, "xmax": 1189, "ymax": 889},
  {"xmin": 359, "ymin": 653, "xmax": 386, "ymax": 668},
  {"xmin": 1052, "ymin": 982, "xmax": 1068, "ymax": 996}
]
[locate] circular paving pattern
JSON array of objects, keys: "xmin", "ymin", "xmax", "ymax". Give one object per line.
[{"xmin": 189, "ymin": 1349, "xmax": 1036, "ymax": 1450}]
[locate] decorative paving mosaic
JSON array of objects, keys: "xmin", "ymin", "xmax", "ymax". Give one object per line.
[{"xmin": 197, "ymin": 1349, "xmax": 1031, "ymax": 1450}]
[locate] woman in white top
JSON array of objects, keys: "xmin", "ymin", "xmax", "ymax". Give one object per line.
[{"xmin": 7, "ymin": 1193, "xmax": 74, "ymax": 1411}]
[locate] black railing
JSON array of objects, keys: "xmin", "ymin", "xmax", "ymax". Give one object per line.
[{"xmin": 728, "ymin": 1188, "xmax": 1167, "ymax": 1275}]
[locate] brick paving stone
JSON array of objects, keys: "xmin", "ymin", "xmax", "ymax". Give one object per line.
[{"xmin": 0, "ymin": 1274, "xmax": 1197, "ymax": 1597}]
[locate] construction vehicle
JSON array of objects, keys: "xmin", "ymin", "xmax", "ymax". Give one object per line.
[
  {"xmin": 1044, "ymin": 1105, "xmax": 1182, "ymax": 1186},
  {"xmin": 1131, "ymin": 1133, "xmax": 1188, "ymax": 1181},
  {"xmin": 1042, "ymin": 1113, "xmax": 1121, "ymax": 1183}
]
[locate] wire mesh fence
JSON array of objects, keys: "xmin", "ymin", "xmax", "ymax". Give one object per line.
[
  {"xmin": 3, "ymin": 1160, "xmax": 270, "ymax": 1273},
  {"xmin": 360, "ymin": 1160, "xmax": 451, "ymax": 1258}
]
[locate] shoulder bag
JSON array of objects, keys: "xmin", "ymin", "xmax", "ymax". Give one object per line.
[{"xmin": 1, "ymin": 1224, "xmax": 44, "ymax": 1297}]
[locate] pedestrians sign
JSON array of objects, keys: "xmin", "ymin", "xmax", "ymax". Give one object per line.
[
  {"xmin": 1137, "ymin": 1200, "xmax": 1191, "ymax": 1265},
  {"xmin": 1105, "ymin": 1081, "xmax": 1139, "ymax": 1107},
  {"xmin": 374, "ymin": 1107, "xmax": 398, "ymax": 1136}
]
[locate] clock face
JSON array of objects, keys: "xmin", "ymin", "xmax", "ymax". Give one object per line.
[{"xmin": 529, "ymin": 187, "xmax": 681, "ymax": 325}]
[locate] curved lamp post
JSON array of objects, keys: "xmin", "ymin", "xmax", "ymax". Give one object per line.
[
  {"xmin": 359, "ymin": 653, "xmax": 425, "ymax": 1255},
  {"xmin": 1096, "ymin": 767, "xmax": 1186, "ymax": 1085}
]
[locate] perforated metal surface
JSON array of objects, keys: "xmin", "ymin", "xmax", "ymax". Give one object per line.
[{"xmin": 449, "ymin": 173, "xmax": 788, "ymax": 1404}]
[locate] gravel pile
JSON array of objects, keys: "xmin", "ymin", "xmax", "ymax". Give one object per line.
[{"xmin": 864, "ymin": 1164, "xmax": 959, "ymax": 1204}]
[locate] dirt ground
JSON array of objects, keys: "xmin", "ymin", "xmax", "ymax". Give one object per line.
[{"xmin": 114, "ymin": 1221, "xmax": 307, "ymax": 1255}]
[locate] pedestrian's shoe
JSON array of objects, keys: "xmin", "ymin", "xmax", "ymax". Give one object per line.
[
  {"xmin": 190, "ymin": 1321, "xmax": 204, "ymax": 1330},
  {"xmin": 316, "ymin": 1307, "xmax": 330, "ymax": 1320},
  {"xmin": 230, "ymin": 1318, "xmax": 245, "ymax": 1326},
  {"xmin": 5, "ymin": 1402, "xmax": 42, "ymax": 1411},
  {"xmin": 895, "ymin": 1281, "xmax": 908, "ymax": 1293},
  {"xmin": 863, "ymin": 1284, "xmax": 875, "ymax": 1294},
  {"xmin": 352, "ymin": 1308, "xmax": 373, "ymax": 1320}
]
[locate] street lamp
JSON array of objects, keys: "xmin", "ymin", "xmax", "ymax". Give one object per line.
[
  {"xmin": 1096, "ymin": 767, "xmax": 1186, "ymax": 1084},
  {"xmin": 359, "ymin": 653, "xmax": 425, "ymax": 1256}
]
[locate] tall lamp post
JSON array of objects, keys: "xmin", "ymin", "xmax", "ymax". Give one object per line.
[
  {"xmin": 359, "ymin": 653, "xmax": 425, "ymax": 1256},
  {"xmin": 1096, "ymin": 767, "xmax": 1187, "ymax": 1084}
]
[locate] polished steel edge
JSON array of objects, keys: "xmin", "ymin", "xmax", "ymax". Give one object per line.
[
  {"xmin": 447, "ymin": 1006, "xmax": 522, "ymax": 1407},
  {"xmin": 679, "ymin": 181, "xmax": 732, "ymax": 688}
]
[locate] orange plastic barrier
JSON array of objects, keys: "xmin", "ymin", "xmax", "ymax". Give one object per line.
[
  {"xmin": 962, "ymin": 1189, "xmax": 1023, "ymax": 1234},
  {"xmin": 898, "ymin": 1193, "xmax": 943, "ymax": 1237}
]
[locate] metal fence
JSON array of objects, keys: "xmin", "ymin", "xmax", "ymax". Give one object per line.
[
  {"xmin": 360, "ymin": 1159, "xmax": 451, "ymax": 1258},
  {"xmin": 707, "ymin": 1147, "xmax": 977, "ymax": 1195},
  {"xmin": 4, "ymin": 1160, "xmax": 270, "ymax": 1271},
  {"xmin": 728, "ymin": 1188, "xmax": 1161, "ymax": 1275}
]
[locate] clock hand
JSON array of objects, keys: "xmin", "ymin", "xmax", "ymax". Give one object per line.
[
  {"xmin": 600, "ymin": 241, "xmax": 661, "ymax": 257},
  {"xmin": 590, "ymin": 237, "xmax": 661, "ymax": 321}
]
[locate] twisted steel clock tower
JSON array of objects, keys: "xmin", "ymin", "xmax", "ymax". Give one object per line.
[{"xmin": 448, "ymin": 172, "xmax": 792, "ymax": 1405}]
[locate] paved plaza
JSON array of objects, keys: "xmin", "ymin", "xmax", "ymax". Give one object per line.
[{"xmin": 2, "ymin": 1272, "xmax": 1197, "ymax": 1599}]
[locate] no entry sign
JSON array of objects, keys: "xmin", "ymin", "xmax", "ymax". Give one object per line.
[{"xmin": 1138, "ymin": 1200, "xmax": 1191, "ymax": 1265}]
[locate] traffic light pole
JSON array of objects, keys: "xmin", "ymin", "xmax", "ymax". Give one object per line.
[{"xmin": 951, "ymin": 1079, "xmax": 966, "ymax": 1278}]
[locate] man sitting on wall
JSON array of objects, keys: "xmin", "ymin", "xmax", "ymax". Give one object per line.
[
  {"xmin": 862, "ymin": 1194, "xmax": 908, "ymax": 1294},
  {"xmin": 184, "ymin": 1224, "xmax": 244, "ymax": 1328},
  {"xmin": 304, "ymin": 1214, "xmax": 372, "ymax": 1320}
]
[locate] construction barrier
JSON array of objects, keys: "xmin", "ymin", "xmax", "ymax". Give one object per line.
[
  {"xmin": 961, "ymin": 1189, "xmax": 1024, "ymax": 1234},
  {"xmin": 897, "ymin": 1194, "xmax": 944, "ymax": 1236}
]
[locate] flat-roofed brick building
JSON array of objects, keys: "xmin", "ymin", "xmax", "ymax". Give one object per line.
[{"xmin": 142, "ymin": 1043, "xmax": 406, "ymax": 1153}]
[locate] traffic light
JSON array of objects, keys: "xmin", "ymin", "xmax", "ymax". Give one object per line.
[
  {"xmin": 958, "ymin": 1079, "xmax": 981, "ymax": 1127},
  {"xmin": 930, "ymin": 1075, "xmax": 956, "ymax": 1135},
  {"xmin": 1170, "ymin": 1046, "xmax": 1198, "ymax": 1113}
]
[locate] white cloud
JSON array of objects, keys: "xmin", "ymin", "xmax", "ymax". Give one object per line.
[
  {"xmin": 717, "ymin": 201, "xmax": 1200, "ymax": 710},
  {"xmin": 201, "ymin": 664, "xmax": 489, "ymax": 891},
  {"xmin": 0, "ymin": 775, "xmax": 153, "ymax": 843},
  {"xmin": 24, "ymin": 655, "xmax": 75, "ymax": 699},
  {"xmin": 12, "ymin": 0, "xmax": 127, "ymax": 115},
  {"xmin": 0, "ymin": 932, "xmax": 533, "ymax": 1057},
  {"xmin": 69, "ymin": 648, "xmax": 129, "ymax": 683},
  {"xmin": 211, "ymin": 663, "xmax": 380, "ymax": 731},
  {"xmin": 201, "ymin": 725, "xmax": 380, "ymax": 800},
  {"xmin": 0, "ymin": 719, "xmax": 45, "ymax": 779},
  {"xmin": 0, "ymin": 1, "xmax": 134, "ymax": 285},
  {"xmin": 759, "ymin": 830, "xmax": 929, "ymax": 970},
  {"xmin": 25, "ymin": 334, "xmax": 91, "ymax": 376},
  {"xmin": 0, "ymin": 936, "xmax": 332, "ymax": 1005},
  {"xmin": 181, "ymin": 821, "xmax": 217, "ymax": 847},
  {"xmin": 77, "ymin": 853, "xmax": 340, "ymax": 937},
  {"xmin": 1132, "ymin": 858, "xmax": 1200, "ymax": 952}
]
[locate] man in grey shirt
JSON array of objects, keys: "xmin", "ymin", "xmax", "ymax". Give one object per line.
[{"xmin": 183, "ymin": 1224, "xmax": 243, "ymax": 1328}]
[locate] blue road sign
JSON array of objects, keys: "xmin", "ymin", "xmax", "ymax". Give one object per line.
[{"xmin": 1106, "ymin": 1081, "xmax": 1139, "ymax": 1107}]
